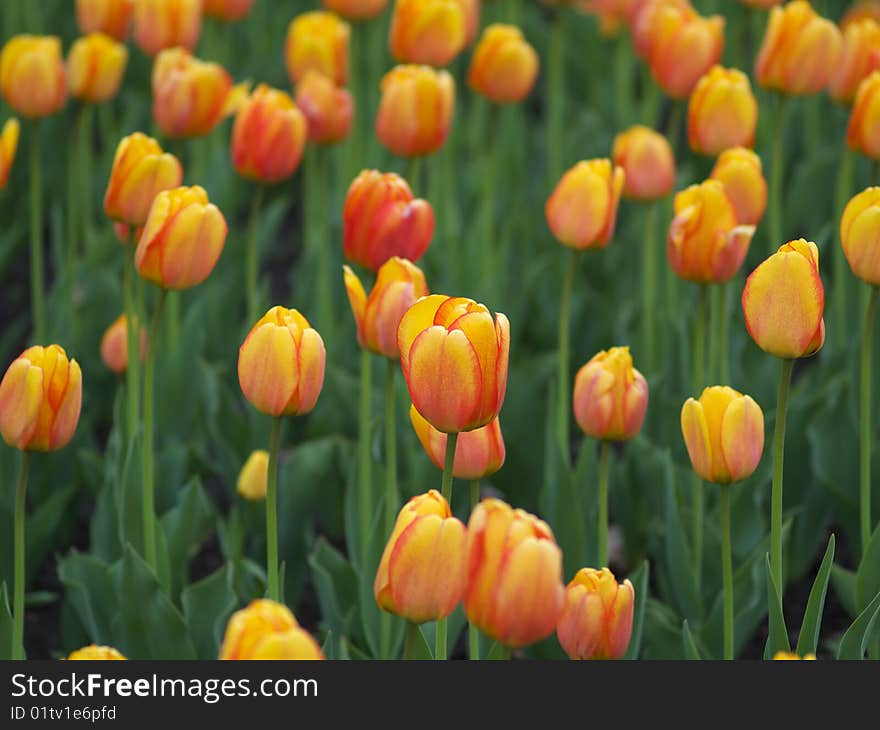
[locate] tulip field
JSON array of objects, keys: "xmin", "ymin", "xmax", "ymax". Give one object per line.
[{"xmin": 3, "ymin": 0, "xmax": 880, "ymax": 664}]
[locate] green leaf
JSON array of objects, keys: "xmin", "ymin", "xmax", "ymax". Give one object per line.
[
  {"xmin": 764, "ymin": 553, "xmax": 791, "ymax": 658},
  {"xmin": 57, "ymin": 552, "xmax": 116, "ymax": 645},
  {"xmin": 663, "ymin": 454, "xmax": 700, "ymax": 621},
  {"xmin": 25, "ymin": 482, "xmax": 77, "ymax": 584},
  {"xmin": 855, "ymin": 522, "xmax": 880, "ymax": 614},
  {"xmin": 682, "ymin": 620, "xmax": 702, "ymax": 660},
  {"xmin": 160, "ymin": 477, "xmax": 215, "ymax": 597},
  {"xmin": 406, "ymin": 625, "xmax": 434, "ymax": 660},
  {"xmin": 837, "ymin": 589, "xmax": 880, "ymax": 660},
  {"xmin": 308, "ymin": 537, "xmax": 359, "ymax": 645},
  {"xmin": 624, "ymin": 560, "xmax": 649, "ymax": 660},
  {"xmin": 182, "ymin": 565, "xmax": 237, "ymax": 660},
  {"xmin": 795, "ymin": 534, "xmax": 835, "ymax": 656},
  {"xmin": 0, "ymin": 582, "xmax": 14, "ymax": 660},
  {"xmin": 831, "ymin": 564, "xmax": 857, "ymax": 618}
]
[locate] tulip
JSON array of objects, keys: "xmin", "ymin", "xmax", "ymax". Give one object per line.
[
  {"xmin": 376, "ymin": 65, "xmax": 455, "ymax": 157},
  {"xmin": 100, "ymin": 314, "xmax": 146, "ymax": 374},
  {"xmin": 829, "ymin": 18, "xmax": 880, "ymax": 104},
  {"xmin": 220, "ymin": 599, "xmax": 324, "ymax": 660},
  {"xmin": 578, "ymin": 0, "xmax": 631, "ymax": 35},
  {"xmin": 842, "ymin": 2, "xmax": 880, "ymax": 29},
  {"xmin": 611, "ymin": 125, "xmax": 675, "ymax": 201},
  {"xmin": 556, "ymin": 567, "xmax": 634, "ymax": 660},
  {"xmin": 755, "ymin": 1, "xmax": 841, "ymax": 95},
  {"xmin": 295, "ymin": 70, "xmax": 354, "ymax": 144},
  {"xmin": 0, "ymin": 117, "xmax": 19, "ymax": 190},
  {"xmin": 410, "ymin": 406, "xmax": 505, "ymax": 480},
  {"xmin": 113, "ymin": 222, "xmax": 142, "ymax": 245},
  {"xmin": 688, "ymin": 66, "xmax": 757, "ymax": 155},
  {"xmin": 237, "ymin": 450, "xmax": 269, "ymax": 501},
  {"xmin": 76, "ymin": 0, "xmax": 134, "ymax": 41},
  {"xmin": 67, "ymin": 33, "xmax": 128, "ymax": 104},
  {"xmin": 133, "ymin": 0, "xmax": 202, "ymax": 56},
  {"xmin": 231, "ymin": 84, "xmax": 308, "ymax": 184},
  {"xmin": 322, "ymin": 0, "xmax": 388, "ymax": 21},
  {"xmin": 203, "ymin": 0, "xmax": 255, "ymax": 22},
  {"xmin": 397, "ymin": 294, "xmax": 509, "ymax": 434},
  {"xmin": 467, "ymin": 24, "xmax": 539, "ymax": 104},
  {"xmin": 848, "ymin": 71, "xmax": 880, "ymax": 159},
  {"xmin": 457, "ymin": 0, "xmax": 480, "ymax": 45},
  {"xmin": 629, "ymin": 0, "xmax": 694, "ymax": 60},
  {"xmin": 104, "ymin": 132, "xmax": 183, "ymax": 226},
  {"xmin": 710, "ymin": 147, "xmax": 768, "ymax": 227},
  {"xmin": 772, "ymin": 651, "xmax": 817, "ymax": 660},
  {"xmin": 465, "ymin": 498, "xmax": 565, "ymax": 648},
  {"xmin": 668, "ymin": 179, "xmax": 756, "ymax": 284},
  {"xmin": 135, "ymin": 185, "xmax": 227, "ymax": 290},
  {"xmin": 374, "ymin": 490, "xmax": 467, "ymax": 624},
  {"xmin": 342, "ymin": 170, "xmax": 435, "ymax": 271},
  {"xmin": 545, "ymin": 159, "xmax": 625, "ymax": 250},
  {"xmin": 68, "ymin": 645, "xmax": 126, "ymax": 660},
  {"xmin": 343, "ymin": 257, "xmax": 429, "ymax": 358},
  {"xmin": 285, "ymin": 11, "xmax": 350, "ymax": 86},
  {"xmin": 0, "ymin": 36, "xmax": 67, "ymax": 119},
  {"xmin": 389, "ymin": 0, "xmax": 466, "ymax": 67}
]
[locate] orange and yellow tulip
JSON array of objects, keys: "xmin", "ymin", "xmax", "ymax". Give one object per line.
[
  {"xmin": 100, "ymin": 314, "xmax": 146, "ymax": 375},
  {"xmin": 742, "ymin": 239, "xmax": 825, "ymax": 359},
  {"xmin": 556, "ymin": 567, "xmax": 635, "ymax": 660},
  {"xmin": 389, "ymin": 0, "xmax": 466, "ymax": 67},
  {"xmin": 374, "ymin": 490, "xmax": 467, "ymax": 623},
  {"xmin": 611, "ymin": 125, "xmax": 675, "ymax": 201},
  {"xmin": 629, "ymin": 0, "xmax": 693, "ymax": 60},
  {"xmin": 238, "ymin": 307, "xmax": 326, "ymax": 418},
  {"xmin": 295, "ymin": 71, "xmax": 354, "ymax": 145},
  {"xmin": 467, "ymin": 24, "xmax": 539, "ymax": 104},
  {"xmin": 0, "ymin": 36, "xmax": 67, "ymax": 118},
  {"xmin": 342, "ymin": 170, "xmax": 435, "ymax": 271},
  {"xmin": 0, "ymin": 345, "xmax": 82, "ymax": 452},
  {"xmin": 0, "ymin": 118, "xmax": 19, "ymax": 190},
  {"xmin": 755, "ymin": 1, "xmax": 841, "ymax": 95},
  {"xmin": 67, "ymin": 645, "xmax": 126, "ymax": 660},
  {"xmin": 135, "ymin": 185, "xmax": 227, "ymax": 290},
  {"xmin": 772, "ymin": 651, "xmax": 817, "ymax": 659},
  {"xmin": 848, "ymin": 71, "xmax": 880, "ymax": 159},
  {"xmin": 285, "ymin": 11, "xmax": 350, "ymax": 86},
  {"xmin": 67, "ymin": 32, "xmax": 128, "ymax": 104},
  {"xmin": 76, "ymin": 0, "xmax": 134, "ymax": 41},
  {"xmin": 829, "ymin": 18, "xmax": 880, "ymax": 104},
  {"xmin": 203, "ymin": 0, "xmax": 255, "ymax": 22},
  {"xmin": 376, "ymin": 65, "xmax": 455, "ymax": 157},
  {"xmin": 709, "ymin": 147, "xmax": 767, "ymax": 227},
  {"xmin": 104, "ymin": 132, "xmax": 183, "ymax": 226},
  {"xmin": 231, "ymin": 84, "xmax": 307, "ymax": 184},
  {"xmin": 343, "ymin": 257, "xmax": 429, "ymax": 358},
  {"xmin": 688, "ymin": 66, "xmax": 757, "ymax": 155},
  {"xmin": 681, "ymin": 386, "xmax": 765, "ymax": 484},
  {"xmin": 322, "ymin": 0, "xmax": 389, "ymax": 21},
  {"xmin": 410, "ymin": 406, "xmax": 505, "ymax": 480},
  {"xmin": 546, "ymin": 159, "xmax": 625, "ymax": 250},
  {"xmin": 668, "ymin": 179, "xmax": 756, "ymax": 283},
  {"xmin": 133, "ymin": 0, "xmax": 202, "ymax": 56},
  {"xmin": 573, "ymin": 347, "xmax": 648, "ymax": 442},
  {"xmin": 842, "ymin": 1, "xmax": 880, "ymax": 28},
  {"xmin": 237, "ymin": 450, "xmax": 269, "ymax": 501},
  {"xmin": 840, "ymin": 187, "xmax": 880, "ymax": 285},
  {"xmin": 219, "ymin": 599, "xmax": 324, "ymax": 660},
  {"xmin": 465, "ymin": 498, "xmax": 565, "ymax": 648},
  {"xmin": 398, "ymin": 295, "xmax": 509, "ymax": 434}
]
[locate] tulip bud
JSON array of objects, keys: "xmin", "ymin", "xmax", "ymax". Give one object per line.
[
  {"xmin": 742, "ymin": 239, "xmax": 826, "ymax": 359},
  {"xmin": 322, "ymin": 0, "xmax": 388, "ymax": 21},
  {"xmin": 840, "ymin": 187, "xmax": 880, "ymax": 285},
  {"xmin": 104, "ymin": 132, "xmax": 183, "ymax": 226},
  {"xmin": 295, "ymin": 71, "xmax": 354, "ymax": 145},
  {"xmin": 573, "ymin": 346, "xmax": 648, "ymax": 442},
  {"xmin": 203, "ymin": 0, "xmax": 255, "ymax": 22},
  {"xmin": 219, "ymin": 599, "xmax": 324, "ymax": 660},
  {"xmin": 546, "ymin": 159, "xmax": 625, "ymax": 250},
  {"xmin": 668, "ymin": 179, "xmax": 756, "ymax": 283},
  {"xmin": 343, "ymin": 257, "xmax": 429, "ymax": 358},
  {"xmin": 133, "ymin": 0, "xmax": 202, "ymax": 56},
  {"xmin": 135, "ymin": 185, "xmax": 227, "ymax": 290},
  {"xmin": 681, "ymin": 386, "xmax": 764, "ymax": 484},
  {"xmin": 237, "ymin": 450, "xmax": 269, "ymax": 501},
  {"xmin": 76, "ymin": 0, "xmax": 134, "ymax": 41},
  {"xmin": 398, "ymin": 294, "xmax": 509, "ymax": 433},
  {"xmin": 467, "ymin": 24, "xmax": 539, "ymax": 104},
  {"xmin": 67, "ymin": 645, "xmax": 126, "ymax": 660},
  {"xmin": 67, "ymin": 32, "xmax": 128, "ymax": 104},
  {"xmin": 0, "ymin": 36, "xmax": 67, "ymax": 118},
  {"xmin": 848, "ymin": 71, "xmax": 880, "ymax": 159},
  {"xmin": 285, "ymin": 11, "xmax": 350, "ymax": 86},
  {"xmin": 389, "ymin": 0, "xmax": 466, "ymax": 67},
  {"xmin": 374, "ymin": 490, "xmax": 467, "ymax": 623},
  {"xmin": 688, "ymin": 66, "xmax": 757, "ymax": 155},
  {"xmin": 556, "ymin": 567, "xmax": 634, "ymax": 660},
  {"xmin": 772, "ymin": 651, "xmax": 817, "ymax": 660},
  {"xmin": 231, "ymin": 84, "xmax": 308, "ymax": 184},
  {"xmin": 376, "ymin": 65, "xmax": 455, "ymax": 157},
  {"xmin": 829, "ymin": 18, "xmax": 880, "ymax": 104},
  {"xmin": 342, "ymin": 170, "xmax": 435, "ymax": 271},
  {"xmin": 465, "ymin": 498, "xmax": 565, "ymax": 648},
  {"xmin": 755, "ymin": 1, "xmax": 841, "ymax": 95},
  {"xmin": 458, "ymin": 0, "xmax": 480, "ymax": 45},
  {"xmin": 238, "ymin": 307, "xmax": 326, "ymax": 418},
  {"xmin": 709, "ymin": 147, "xmax": 767, "ymax": 227},
  {"xmin": 0, "ymin": 345, "xmax": 82, "ymax": 452},
  {"xmin": 630, "ymin": 0, "xmax": 694, "ymax": 60},
  {"xmin": 842, "ymin": 2, "xmax": 880, "ymax": 29},
  {"xmin": 611, "ymin": 125, "xmax": 675, "ymax": 200},
  {"xmin": 101, "ymin": 314, "xmax": 146, "ymax": 374},
  {"xmin": 0, "ymin": 117, "xmax": 19, "ymax": 190},
  {"xmin": 410, "ymin": 406, "xmax": 505, "ymax": 480}
]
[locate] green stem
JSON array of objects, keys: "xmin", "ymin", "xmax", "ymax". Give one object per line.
[
  {"xmin": 246, "ymin": 185, "xmax": 264, "ymax": 325},
  {"xmin": 834, "ymin": 147, "xmax": 854, "ymax": 347},
  {"xmin": 469, "ymin": 478, "xmax": 480, "ymax": 661},
  {"xmin": 666, "ymin": 101, "xmax": 683, "ymax": 164},
  {"xmin": 614, "ymin": 32, "xmax": 633, "ymax": 127},
  {"xmin": 30, "ymin": 123, "xmax": 45, "ymax": 342},
  {"xmin": 642, "ymin": 203, "xmax": 657, "ymax": 372},
  {"xmin": 557, "ymin": 251, "xmax": 578, "ymax": 462},
  {"xmin": 771, "ymin": 358, "xmax": 794, "ymax": 601},
  {"xmin": 435, "ymin": 431, "xmax": 459, "ymax": 661},
  {"xmin": 67, "ymin": 106, "xmax": 81, "ymax": 269},
  {"xmin": 719, "ymin": 282, "xmax": 730, "ymax": 385},
  {"xmin": 692, "ymin": 285, "xmax": 708, "ymax": 591},
  {"xmin": 708, "ymin": 285, "xmax": 721, "ymax": 384},
  {"xmin": 721, "ymin": 483, "xmax": 734, "ymax": 660},
  {"xmin": 312, "ymin": 148, "xmax": 333, "ymax": 331},
  {"xmin": 79, "ymin": 105, "xmax": 94, "ymax": 253},
  {"xmin": 547, "ymin": 9, "xmax": 565, "ymax": 185},
  {"xmin": 12, "ymin": 452, "xmax": 31, "ymax": 660},
  {"xmin": 358, "ymin": 348, "xmax": 373, "ymax": 564},
  {"xmin": 384, "ymin": 359, "xmax": 399, "ymax": 537},
  {"xmin": 123, "ymin": 246, "xmax": 141, "ymax": 445},
  {"xmin": 165, "ymin": 292, "xmax": 180, "ymax": 352},
  {"xmin": 768, "ymin": 94, "xmax": 786, "ymax": 253},
  {"xmin": 481, "ymin": 104, "xmax": 500, "ymax": 300},
  {"xmin": 266, "ymin": 416, "xmax": 283, "ymax": 601},
  {"xmin": 861, "ymin": 287, "xmax": 879, "ymax": 554},
  {"xmin": 404, "ymin": 622, "xmax": 421, "ymax": 660},
  {"xmin": 141, "ymin": 289, "xmax": 167, "ymax": 573},
  {"xmin": 598, "ymin": 441, "xmax": 610, "ymax": 567}
]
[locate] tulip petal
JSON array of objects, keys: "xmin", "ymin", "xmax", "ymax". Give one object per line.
[
  {"xmin": 720, "ymin": 395, "xmax": 764, "ymax": 483},
  {"xmin": 291, "ymin": 328, "xmax": 326, "ymax": 415},
  {"xmin": 681, "ymin": 397, "xmax": 712, "ymax": 481},
  {"xmin": 342, "ymin": 265, "xmax": 367, "ymax": 345},
  {"xmin": 0, "ymin": 359, "xmax": 42, "ymax": 449},
  {"xmin": 397, "ymin": 294, "xmax": 447, "ymax": 366},
  {"xmin": 237, "ymin": 324, "xmax": 297, "ymax": 417}
]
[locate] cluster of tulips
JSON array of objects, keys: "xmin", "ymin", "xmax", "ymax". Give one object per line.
[{"xmin": 1, "ymin": 0, "xmax": 880, "ymax": 662}]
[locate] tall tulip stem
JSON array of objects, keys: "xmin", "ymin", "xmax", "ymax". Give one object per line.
[
  {"xmin": 266, "ymin": 416, "xmax": 283, "ymax": 601},
  {"xmin": 642, "ymin": 202, "xmax": 657, "ymax": 371},
  {"xmin": 309, "ymin": 147, "xmax": 333, "ymax": 333},
  {"xmin": 557, "ymin": 251, "xmax": 578, "ymax": 461},
  {"xmin": 246, "ymin": 185, "xmax": 264, "ymax": 326},
  {"xmin": 692, "ymin": 285, "xmax": 708, "ymax": 591},
  {"xmin": 598, "ymin": 441, "xmax": 610, "ymax": 567},
  {"xmin": 719, "ymin": 282, "xmax": 730, "ymax": 384},
  {"xmin": 469, "ymin": 479, "xmax": 480, "ymax": 661},
  {"xmin": 547, "ymin": 8, "xmax": 565, "ymax": 185},
  {"xmin": 66, "ymin": 105, "xmax": 82, "ymax": 269},
  {"xmin": 123, "ymin": 246, "xmax": 141, "ymax": 445},
  {"xmin": 358, "ymin": 348, "xmax": 373, "ymax": 565},
  {"xmin": 30, "ymin": 122, "xmax": 45, "ymax": 342},
  {"xmin": 404, "ymin": 622, "xmax": 421, "ymax": 660},
  {"xmin": 384, "ymin": 359, "xmax": 399, "ymax": 537},
  {"xmin": 771, "ymin": 358, "xmax": 794, "ymax": 601},
  {"xmin": 833, "ymin": 147, "xmax": 854, "ymax": 344},
  {"xmin": 436, "ymin": 431, "xmax": 459, "ymax": 661},
  {"xmin": 768, "ymin": 94, "xmax": 786, "ymax": 252},
  {"xmin": 861, "ymin": 287, "xmax": 879, "ymax": 554},
  {"xmin": 720, "ymin": 483, "xmax": 734, "ymax": 660},
  {"xmin": 481, "ymin": 104, "xmax": 500, "ymax": 300},
  {"xmin": 12, "ymin": 452, "xmax": 31, "ymax": 660}
]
